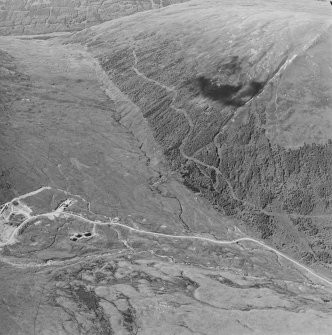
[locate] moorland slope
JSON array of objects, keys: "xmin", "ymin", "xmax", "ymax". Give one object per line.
[
  {"xmin": 0, "ymin": 0, "xmax": 189, "ymax": 35},
  {"xmin": 1, "ymin": 0, "xmax": 332, "ymax": 334},
  {"xmin": 1, "ymin": 34, "xmax": 331, "ymax": 335},
  {"xmin": 70, "ymin": 0, "xmax": 332, "ymax": 270}
]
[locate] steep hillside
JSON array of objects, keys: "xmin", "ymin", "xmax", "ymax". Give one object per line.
[
  {"xmin": 69, "ymin": 0, "xmax": 332, "ymax": 270},
  {"xmin": 0, "ymin": 0, "xmax": 189, "ymax": 35},
  {"xmin": 2, "ymin": 34, "xmax": 332, "ymax": 334},
  {"xmin": 2, "ymin": 0, "xmax": 332, "ymax": 333}
]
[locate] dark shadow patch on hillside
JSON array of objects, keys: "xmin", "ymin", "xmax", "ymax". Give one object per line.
[
  {"xmin": 197, "ymin": 76, "xmax": 242, "ymax": 106},
  {"xmin": 197, "ymin": 76, "xmax": 265, "ymax": 106}
]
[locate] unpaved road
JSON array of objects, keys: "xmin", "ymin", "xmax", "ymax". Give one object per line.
[{"xmin": 3, "ymin": 186, "xmax": 332, "ymax": 288}]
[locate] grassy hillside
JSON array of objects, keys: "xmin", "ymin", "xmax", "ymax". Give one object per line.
[
  {"xmin": 70, "ymin": 0, "xmax": 332, "ymax": 269},
  {"xmin": 2, "ymin": 2, "xmax": 332, "ymax": 333},
  {"xmin": 0, "ymin": 0, "xmax": 189, "ymax": 35}
]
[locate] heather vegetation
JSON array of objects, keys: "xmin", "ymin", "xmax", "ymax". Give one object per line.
[
  {"xmin": 74, "ymin": 1, "xmax": 332, "ymax": 267},
  {"xmin": 100, "ymin": 40, "xmax": 332, "ymax": 228},
  {"xmin": 65, "ymin": 2, "xmax": 332, "ymax": 270}
]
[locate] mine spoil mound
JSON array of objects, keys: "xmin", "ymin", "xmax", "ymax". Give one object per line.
[
  {"xmin": 69, "ymin": 0, "xmax": 332, "ymax": 268},
  {"xmin": 0, "ymin": 0, "xmax": 189, "ymax": 35}
]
